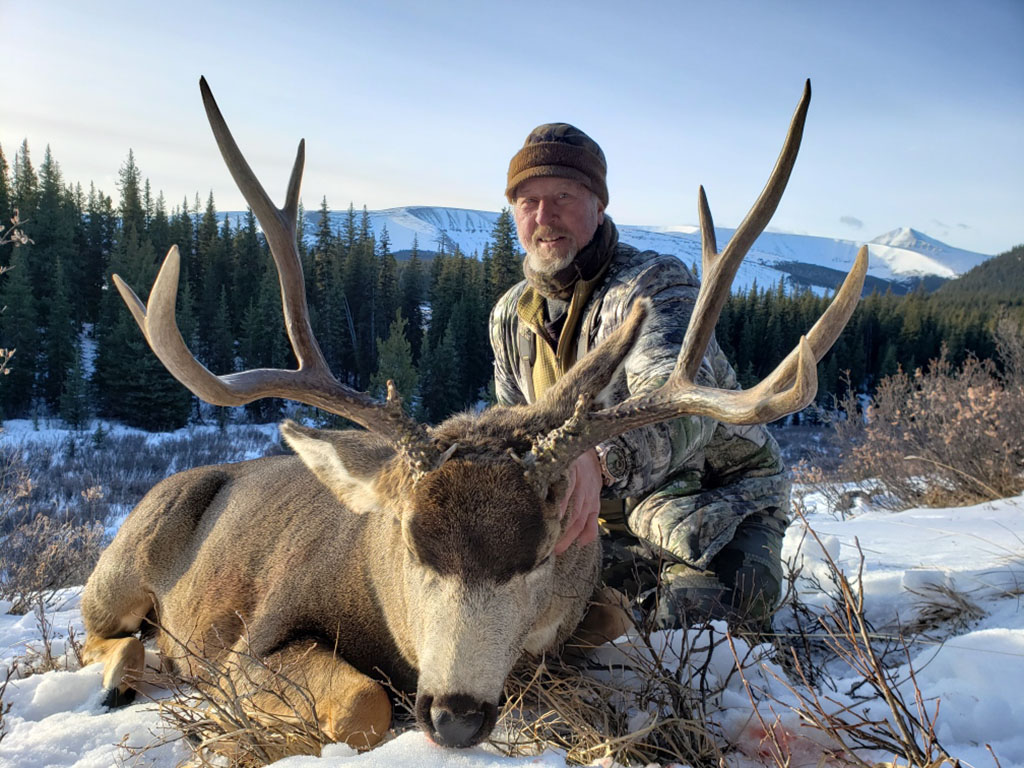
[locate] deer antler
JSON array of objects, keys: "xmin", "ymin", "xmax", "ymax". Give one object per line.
[
  {"xmin": 523, "ymin": 80, "xmax": 868, "ymax": 489},
  {"xmin": 113, "ymin": 77, "xmax": 436, "ymax": 470}
]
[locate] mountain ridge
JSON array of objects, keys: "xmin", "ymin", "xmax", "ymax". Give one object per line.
[{"xmin": 227, "ymin": 205, "xmax": 994, "ymax": 295}]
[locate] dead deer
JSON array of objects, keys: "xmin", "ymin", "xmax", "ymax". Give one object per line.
[{"xmin": 80, "ymin": 77, "xmax": 866, "ymax": 750}]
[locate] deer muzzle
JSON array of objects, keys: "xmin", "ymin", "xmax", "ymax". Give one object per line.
[{"xmin": 415, "ymin": 692, "xmax": 498, "ymax": 748}]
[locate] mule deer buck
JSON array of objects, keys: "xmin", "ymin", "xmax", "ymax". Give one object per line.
[{"xmin": 81, "ymin": 77, "xmax": 866, "ymax": 750}]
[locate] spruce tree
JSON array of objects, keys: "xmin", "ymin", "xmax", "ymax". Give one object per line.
[
  {"xmin": 42, "ymin": 256, "xmax": 76, "ymax": 407},
  {"xmin": 0, "ymin": 246, "xmax": 37, "ymax": 415},
  {"xmin": 0, "ymin": 143, "xmax": 13, "ymax": 268},
  {"xmin": 488, "ymin": 207, "xmax": 521, "ymax": 305},
  {"xmin": 12, "ymin": 140, "xmax": 38, "ymax": 221},
  {"xmin": 376, "ymin": 225, "xmax": 399, "ymax": 342},
  {"xmin": 59, "ymin": 336, "xmax": 91, "ymax": 430},
  {"xmin": 370, "ymin": 310, "xmax": 417, "ymax": 404},
  {"xmin": 399, "ymin": 235, "xmax": 424, "ymax": 363},
  {"xmin": 117, "ymin": 150, "xmax": 145, "ymax": 240},
  {"xmin": 417, "ymin": 325, "xmax": 460, "ymax": 423}
]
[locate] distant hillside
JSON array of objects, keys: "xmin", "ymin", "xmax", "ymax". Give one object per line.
[
  {"xmin": 935, "ymin": 244, "xmax": 1024, "ymax": 305},
  {"xmin": 226, "ymin": 206, "xmax": 994, "ymax": 296}
]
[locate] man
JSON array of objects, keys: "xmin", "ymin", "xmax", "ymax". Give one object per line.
[{"xmin": 490, "ymin": 123, "xmax": 790, "ymax": 630}]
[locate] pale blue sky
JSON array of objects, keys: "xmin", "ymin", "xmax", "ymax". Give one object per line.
[{"xmin": 4, "ymin": 0, "xmax": 1022, "ymax": 254}]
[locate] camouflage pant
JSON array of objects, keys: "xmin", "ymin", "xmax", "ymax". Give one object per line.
[{"xmin": 602, "ymin": 473, "xmax": 790, "ymax": 632}]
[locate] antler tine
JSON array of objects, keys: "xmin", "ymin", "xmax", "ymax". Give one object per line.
[
  {"xmin": 679, "ymin": 79, "xmax": 811, "ymax": 382},
  {"xmin": 199, "ymin": 76, "xmax": 321, "ymax": 372},
  {"xmin": 113, "ymin": 79, "xmax": 435, "ymax": 459}
]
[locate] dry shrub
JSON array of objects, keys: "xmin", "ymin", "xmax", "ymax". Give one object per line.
[
  {"xmin": 827, "ymin": 321, "xmax": 1024, "ymax": 510},
  {"xmin": 763, "ymin": 516, "xmax": 957, "ymax": 768},
  {"xmin": 0, "ymin": 514, "xmax": 104, "ymax": 615},
  {"xmin": 128, "ymin": 629, "xmax": 330, "ymax": 767}
]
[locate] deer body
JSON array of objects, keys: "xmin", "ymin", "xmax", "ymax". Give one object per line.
[
  {"xmin": 82, "ymin": 77, "xmax": 866, "ymax": 752},
  {"xmin": 83, "ymin": 417, "xmax": 602, "ymax": 748}
]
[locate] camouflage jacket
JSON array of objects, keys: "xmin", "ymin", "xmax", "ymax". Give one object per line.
[{"xmin": 490, "ymin": 241, "xmax": 789, "ymax": 568}]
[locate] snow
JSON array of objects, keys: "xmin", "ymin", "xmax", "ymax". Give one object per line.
[
  {"xmin": 225, "ymin": 206, "xmax": 992, "ymax": 295},
  {"xmin": 2, "ymin": 414, "xmax": 1021, "ymax": 768}
]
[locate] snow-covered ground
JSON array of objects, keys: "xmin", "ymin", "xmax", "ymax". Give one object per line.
[{"xmin": 2, "ymin": 478, "xmax": 1021, "ymax": 768}]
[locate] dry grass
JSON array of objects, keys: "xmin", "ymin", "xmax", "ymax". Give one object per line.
[{"xmin": 495, "ymin": 628, "xmax": 736, "ymax": 767}]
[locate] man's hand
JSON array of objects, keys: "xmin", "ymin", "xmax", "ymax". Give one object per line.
[{"xmin": 555, "ymin": 449, "xmax": 603, "ymax": 554}]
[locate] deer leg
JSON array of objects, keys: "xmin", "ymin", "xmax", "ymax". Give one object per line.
[
  {"xmin": 564, "ymin": 586, "xmax": 635, "ymax": 659},
  {"xmin": 227, "ymin": 639, "xmax": 392, "ymax": 750},
  {"xmin": 82, "ymin": 634, "xmax": 147, "ymax": 706},
  {"xmin": 81, "ymin": 571, "xmax": 155, "ymax": 707}
]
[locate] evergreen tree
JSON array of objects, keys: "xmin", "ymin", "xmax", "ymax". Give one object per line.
[
  {"xmin": 32, "ymin": 147, "xmax": 77, "ymax": 330},
  {"xmin": 376, "ymin": 225, "xmax": 399, "ymax": 342},
  {"xmin": 0, "ymin": 143, "xmax": 13, "ymax": 268},
  {"xmin": 149, "ymin": 191, "xmax": 171, "ymax": 257},
  {"xmin": 59, "ymin": 335, "xmax": 91, "ymax": 429},
  {"xmin": 342, "ymin": 202, "xmax": 357, "ymax": 252},
  {"xmin": 117, "ymin": 150, "xmax": 145, "ymax": 239},
  {"xmin": 0, "ymin": 246, "xmax": 38, "ymax": 415},
  {"xmin": 81, "ymin": 184, "xmax": 115, "ymax": 324},
  {"xmin": 399, "ymin": 235, "xmax": 425, "ymax": 363},
  {"xmin": 42, "ymin": 256, "xmax": 76, "ymax": 407},
  {"xmin": 488, "ymin": 207, "xmax": 521, "ymax": 305},
  {"xmin": 94, "ymin": 225, "xmax": 190, "ymax": 430},
  {"xmin": 12, "ymin": 139, "xmax": 38, "ymax": 222},
  {"xmin": 370, "ymin": 310, "xmax": 417, "ymax": 404},
  {"xmin": 417, "ymin": 325, "xmax": 460, "ymax": 423}
]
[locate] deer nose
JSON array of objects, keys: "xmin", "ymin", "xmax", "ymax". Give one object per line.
[{"xmin": 431, "ymin": 704, "xmax": 485, "ymax": 747}]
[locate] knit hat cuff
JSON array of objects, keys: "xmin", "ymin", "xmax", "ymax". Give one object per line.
[{"xmin": 506, "ymin": 142, "xmax": 609, "ymax": 206}]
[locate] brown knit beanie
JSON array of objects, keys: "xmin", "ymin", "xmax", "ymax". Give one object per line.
[{"xmin": 506, "ymin": 123, "xmax": 608, "ymax": 207}]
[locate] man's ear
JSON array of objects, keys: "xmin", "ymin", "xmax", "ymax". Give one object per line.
[{"xmin": 279, "ymin": 419, "xmax": 395, "ymax": 514}]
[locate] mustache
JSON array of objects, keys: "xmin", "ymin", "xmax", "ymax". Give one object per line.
[{"xmin": 531, "ymin": 226, "xmax": 572, "ymax": 244}]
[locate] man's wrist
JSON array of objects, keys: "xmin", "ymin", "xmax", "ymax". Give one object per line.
[{"xmin": 595, "ymin": 443, "xmax": 627, "ymax": 486}]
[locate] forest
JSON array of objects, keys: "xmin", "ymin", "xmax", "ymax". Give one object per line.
[{"xmin": 1, "ymin": 139, "xmax": 1021, "ymax": 431}]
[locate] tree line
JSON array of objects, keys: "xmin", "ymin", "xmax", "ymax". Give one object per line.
[
  {"xmin": 0, "ymin": 139, "xmax": 1019, "ymax": 431},
  {"xmin": 0, "ymin": 140, "xmax": 521, "ymax": 430}
]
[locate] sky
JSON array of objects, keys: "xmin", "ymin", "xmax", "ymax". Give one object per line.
[{"xmin": 3, "ymin": 0, "xmax": 1022, "ymax": 256}]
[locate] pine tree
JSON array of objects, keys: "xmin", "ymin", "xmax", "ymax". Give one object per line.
[
  {"xmin": 342, "ymin": 202, "xmax": 357, "ymax": 252},
  {"xmin": 117, "ymin": 150, "xmax": 145, "ymax": 239},
  {"xmin": 488, "ymin": 207, "xmax": 520, "ymax": 305},
  {"xmin": 59, "ymin": 335, "xmax": 91, "ymax": 430},
  {"xmin": 81, "ymin": 184, "xmax": 115, "ymax": 324},
  {"xmin": 0, "ymin": 143, "xmax": 13, "ymax": 268},
  {"xmin": 42, "ymin": 256, "xmax": 76, "ymax": 407},
  {"xmin": 32, "ymin": 147, "xmax": 77, "ymax": 330},
  {"xmin": 399, "ymin": 235, "xmax": 424, "ymax": 363},
  {"xmin": 149, "ymin": 191, "xmax": 171, "ymax": 257},
  {"xmin": 376, "ymin": 225, "xmax": 399, "ymax": 343},
  {"xmin": 370, "ymin": 310, "xmax": 417, "ymax": 404},
  {"xmin": 12, "ymin": 140, "xmax": 38, "ymax": 222},
  {"xmin": 417, "ymin": 325, "xmax": 460, "ymax": 423},
  {"xmin": 0, "ymin": 246, "xmax": 38, "ymax": 415}
]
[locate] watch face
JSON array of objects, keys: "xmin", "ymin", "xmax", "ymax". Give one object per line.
[{"xmin": 602, "ymin": 445, "xmax": 627, "ymax": 482}]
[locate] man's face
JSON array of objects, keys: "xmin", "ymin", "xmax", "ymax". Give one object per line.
[{"xmin": 513, "ymin": 177, "xmax": 605, "ymax": 276}]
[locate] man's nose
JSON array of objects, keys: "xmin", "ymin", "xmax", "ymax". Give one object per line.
[{"xmin": 535, "ymin": 200, "xmax": 557, "ymax": 226}]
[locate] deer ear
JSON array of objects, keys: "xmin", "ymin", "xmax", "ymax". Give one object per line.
[{"xmin": 279, "ymin": 419, "xmax": 394, "ymax": 514}]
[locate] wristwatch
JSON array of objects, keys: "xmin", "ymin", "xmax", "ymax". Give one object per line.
[{"xmin": 595, "ymin": 442, "xmax": 628, "ymax": 486}]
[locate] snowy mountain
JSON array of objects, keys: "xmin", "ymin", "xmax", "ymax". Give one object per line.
[{"xmin": 229, "ymin": 206, "xmax": 993, "ymax": 295}]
